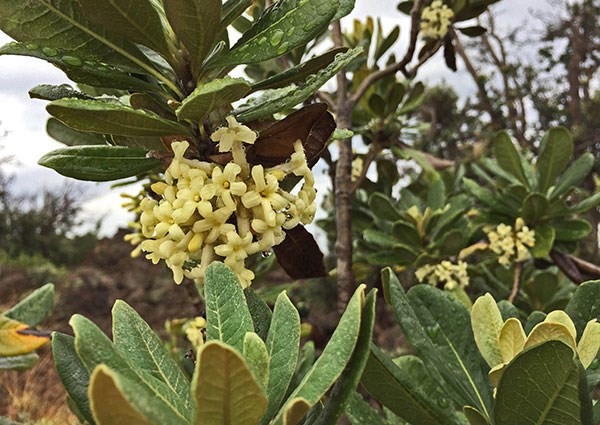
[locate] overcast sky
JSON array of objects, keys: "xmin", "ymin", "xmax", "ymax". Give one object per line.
[{"xmin": 0, "ymin": 0, "xmax": 553, "ymax": 237}]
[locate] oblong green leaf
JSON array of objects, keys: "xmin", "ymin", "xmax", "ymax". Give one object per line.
[
  {"xmin": 47, "ymin": 99, "xmax": 190, "ymax": 136},
  {"xmin": 536, "ymin": 127, "xmax": 573, "ymax": 193},
  {"xmin": 313, "ymin": 289, "xmax": 377, "ymax": 425},
  {"xmin": 192, "ymin": 341, "xmax": 267, "ymax": 425},
  {"xmin": 234, "ymin": 47, "xmax": 361, "ymax": 122},
  {"xmin": 111, "ymin": 301, "xmax": 193, "ymax": 420},
  {"xmin": 494, "ymin": 341, "xmax": 582, "ymax": 425},
  {"xmin": 176, "ymin": 77, "xmax": 251, "ymax": 121},
  {"xmin": 0, "ymin": 352, "xmax": 39, "ymax": 371},
  {"xmin": 52, "ymin": 333, "xmax": 94, "ymax": 425},
  {"xmin": 493, "ymin": 132, "xmax": 528, "ymax": 187},
  {"xmin": 244, "ymin": 288, "xmax": 273, "ymax": 342},
  {"xmin": 273, "ymin": 285, "xmax": 366, "ymax": 424},
  {"xmin": 38, "ymin": 145, "xmax": 162, "ymax": 182},
  {"xmin": 213, "ymin": 0, "xmax": 338, "ymax": 67},
  {"xmin": 6, "ymin": 283, "xmax": 54, "ymax": 327},
  {"xmin": 550, "ymin": 153, "xmax": 595, "ymax": 200},
  {"xmin": 565, "ymin": 280, "xmax": 600, "ymax": 336},
  {"xmin": 90, "ymin": 365, "xmax": 154, "ymax": 425},
  {"xmin": 243, "ymin": 332, "xmax": 270, "ymax": 391},
  {"xmin": 345, "ymin": 393, "xmax": 387, "ymax": 425},
  {"xmin": 362, "ymin": 349, "xmax": 466, "ymax": 425},
  {"xmin": 163, "ymin": 0, "xmax": 221, "ymax": 77},
  {"xmin": 471, "ymin": 294, "xmax": 503, "ymax": 368},
  {"xmin": 251, "ymin": 48, "xmax": 348, "ymax": 92},
  {"xmin": 520, "ymin": 193, "xmax": 549, "ymax": 223},
  {"xmin": 567, "ymin": 192, "xmax": 600, "ymax": 214},
  {"xmin": 70, "ymin": 314, "xmax": 189, "ymax": 425},
  {"xmin": 0, "ymin": 43, "xmax": 160, "ymax": 92},
  {"xmin": 47, "ymin": 118, "xmax": 107, "ymax": 146},
  {"xmin": 553, "ymin": 219, "xmax": 592, "ymax": 241},
  {"xmin": 260, "ymin": 292, "xmax": 301, "ymax": 425},
  {"xmin": 204, "ymin": 262, "xmax": 254, "ymax": 353},
  {"xmin": 78, "ymin": 0, "xmax": 171, "ymax": 59}
]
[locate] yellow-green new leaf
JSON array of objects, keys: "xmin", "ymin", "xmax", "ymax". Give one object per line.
[
  {"xmin": 193, "ymin": 341, "xmax": 267, "ymax": 425},
  {"xmin": 471, "ymin": 294, "xmax": 503, "ymax": 368},
  {"xmin": 283, "ymin": 398, "xmax": 311, "ymax": 425},
  {"xmin": 0, "ymin": 315, "xmax": 50, "ymax": 356},
  {"xmin": 577, "ymin": 319, "xmax": 600, "ymax": 368},
  {"xmin": 545, "ymin": 310, "xmax": 577, "ymax": 340},
  {"xmin": 524, "ymin": 322, "xmax": 576, "ymax": 351},
  {"xmin": 243, "ymin": 332, "xmax": 270, "ymax": 391},
  {"xmin": 498, "ymin": 318, "xmax": 526, "ymax": 364},
  {"xmin": 90, "ymin": 365, "xmax": 153, "ymax": 425}
]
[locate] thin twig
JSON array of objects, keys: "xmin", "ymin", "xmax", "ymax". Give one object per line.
[
  {"xmin": 315, "ymin": 91, "xmax": 335, "ymax": 109},
  {"xmin": 349, "ymin": 0, "xmax": 425, "ymax": 105},
  {"xmin": 351, "ymin": 142, "xmax": 383, "ymax": 193},
  {"xmin": 508, "ymin": 262, "xmax": 522, "ymax": 303}
]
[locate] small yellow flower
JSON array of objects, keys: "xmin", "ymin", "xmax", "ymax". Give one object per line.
[
  {"xmin": 415, "ymin": 260, "xmax": 469, "ymax": 290},
  {"xmin": 486, "ymin": 218, "xmax": 536, "ymax": 267},
  {"xmin": 420, "ymin": 0, "xmax": 454, "ymax": 39},
  {"xmin": 210, "ymin": 116, "xmax": 257, "ymax": 153}
]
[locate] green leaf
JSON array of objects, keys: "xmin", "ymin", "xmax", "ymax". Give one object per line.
[
  {"xmin": 375, "ymin": 26, "xmax": 400, "ymax": 62},
  {"xmin": 47, "ymin": 118, "xmax": 107, "ymax": 146},
  {"xmin": 29, "ymin": 84, "xmax": 92, "ymax": 101},
  {"xmin": 462, "ymin": 178, "xmax": 514, "ymax": 215},
  {"xmin": 0, "ymin": 43, "xmax": 160, "ymax": 92},
  {"xmin": 47, "ymin": 99, "xmax": 190, "ymax": 136},
  {"xmin": 260, "ymin": 292, "xmax": 301, "ymax": 425},
  {"xmin": 426, "ymin": 178, "xmax": 446, "ymax": 210},
  {"xmin": 368, "ymin": 193, "xmax": 401, "ymax": 221},
  {"xmin": 52, "ymin": 333, "xmax": 94, "ymax": 425},
  {"xmin": 70, "ymin": 314, "xmax": 189, "ymax": 425},
  {"xmin": 536, "ymin": 127, "xmax": 573, "ymax": 193},
  {"xmin": 493, "ymin": 132, "xmax": 529, "ymax": 187},
  {"xmin": 244, "ymin": 288, "xmax": 273, "ymax": 342},
  {"xmin": 550, "ymin": 153, "xmax": 595, "ymax": 199},
  {"xmin": 383, "ymin": 268, "xmax": 493, "ymax": 417},
  {"xmin": 463, "ymin": 406, "xmax": 489, "ymax": 425},
  {"xmin": 553, "ymin": 219, "xmax": 592, "ymax": 241},
  {"xmin": 361, "ymin": 348, "xmax": 464, "ymax": 425},
  {"xmin": 0, "ymin": 0, "xmax": 150, "ymax": 70},
  {"xmin": 471, "ymin": 294, "xmax": 503, "ymax": 368},
  {"xmin": 494, "ymin": 341, "xmax": 584, "ymax": 425},
  {"xmin": 397, "ymin": 82, "xmax": 425, "ymax": 115},
  {"xmin": 243, "ymin": 332, "xmax": 270, "ymax": 391},
  {"xmin": 531, "ymin": 223, "xmax": 555, "ymax": 258},
  {"xmin": 89, "ymin": 365, "xmax": 154, "ymax": 425},
  {"xmin": 345, "ymin": 393, "xmax": 387, "ymax": 425},
  {"xmin": 363, "ymin": 229, "xmax": 397, "ymax": 248},
  {"xmin": 568, "ymin": 192, "xmax": 600, "ymax": 214},
  {"xmin": 5, "ymin": 283, "xmax": 54, "ymax": 327},
  {"xmin": 78, "ymin": 0, "xmax": 171, "ymax": 59},
  {"xmin": 273, "ymin": 285, "xmax": 366, "ymax": 424},
  {"xmin": 38, "ymin": 145, "xmax": 161, "ymax": 182},
  {"xmin": 334, "ymin": 0, "xmax": 355, "ymax": 20},
  {"xmin": 313, "ymin": 289, "xmax": 377, "ymax": 425},
  {"xmin": 213, "ymin": 0, "xmax": 338, "ymax": 67},
  {"xmin": 251, "ymin": 48, "xmax": 348, "ymax": 92},
  {"xmin": 565, "ymin": 280, "xmax": 600, "ymax": 336},
  {"xmin": 234, "ymin": 47, "xmax": 361, "ymax": 122},
  {"xmin": 457, "ymin": 26, "xmax": 487, "ymax": 37},
  {"xmin": 111, "ymin": 301, "xmax": 193, "ymax": 421},
  {"xmin": 520, "ymin": 193, "xmax": 549, "ymax": 223},
  {"xmin": 221, "ymin": 0, "xmax": 253, "ymax": 30},
  {"xmin": 192, "ymin": 341, "xmax": 267, "ymax": 425},
  {"xmin": 0, "ymin": 352, "xmax": 38, "ymax": 371},
  {"xmin": 163, "ymin": 0, "xmax": 221, "ymax": 77},
  {"xmin": 204, "ymin": 262, "xmax": 254, "ymax": 353},
  {"xmin": 176, "ymin": 77, "xmax": 251, "ymax": 121}
]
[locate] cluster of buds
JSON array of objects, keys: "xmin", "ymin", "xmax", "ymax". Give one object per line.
[
  {"xmin": 485, "ymin": 218, "xmax": 535, "ymax": 267},
  {"xmin": 126, "ymin": 116, "xmax": 317, "ymax": 287},
  {"xmin": 415, "ymin": 260, "xmax": 469, "ymax": 290},
  {"xmin": 420, "ymin": 0, "xmax": 454, "ymax": 39}
]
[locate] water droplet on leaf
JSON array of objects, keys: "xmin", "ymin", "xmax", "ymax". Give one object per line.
[
  {"xmin": 258, "ymin": 37, "xmax": 267, "ymax": 45},
  {"xmin": 276, "ymin": 42, "xmax": 289, "ymax": 55},
  {"xmin": 261, "ymin": 250, "xmax": 272, "ymax": 258},
  {"xmin": 41, "ymin": 47, "xmax": 58, "ymax": 57},
  {"xmin": 270, "ymin": 30, "xmax": 284, "ymax": 46},
  {"xmin": 437, "ymin": 397, "xmax": 449, "ymax": 408},
  {"xmin": 590, "ymin": 358, "xmax": 599, "ymax": 370},
  {"xmin": 61, "ymin": 56, "xmax": 83, "ymax": 67},
  {"xmin": 426, "ymin": 324, "xmax": 440, "ymax": 338},
  {"xmin": 25, "ymin": 43, "xmax": 38, "ymax": 50},
  {"xmin": 287, "ymin": 27, "xmax": 295, "ymax": 36}
]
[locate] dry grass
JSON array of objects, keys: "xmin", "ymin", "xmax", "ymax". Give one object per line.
[{"xmin": 0, "ymin": 346, "xmax": 78, "ymax": 425}]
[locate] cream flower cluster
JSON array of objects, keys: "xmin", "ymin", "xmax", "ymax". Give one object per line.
[
  {"xmin": 415, "ymin": 260, "xmax": 469, "ymax": 290},
  {"xmin": 184, "ymin": 316, "xmax": 206, "ymax": 349},
  {"xmin": 127, "ymin": 116, "xmax": 317, "ymax": 287},
  {"xmin": 486, "ymin": 218, "xmax": 535, "ymax": 267},
  {"xmin": 420, "ymin": 0, "xmax": 454, "ymax": 39}
]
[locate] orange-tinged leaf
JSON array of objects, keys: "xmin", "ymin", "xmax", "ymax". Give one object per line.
[
  {"xmin": 0, "ymin": 315, "xmax": 50, "ymax": 356},
  {"xmin": 283, "ymin": 397, "xmax": 310, "ymax": 425}
]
